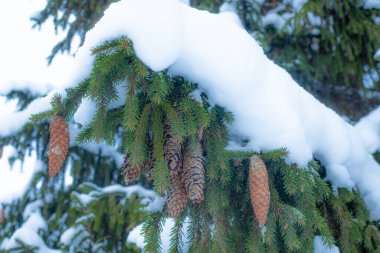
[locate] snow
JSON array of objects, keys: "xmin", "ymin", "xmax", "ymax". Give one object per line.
[
  {"xmin": 0, "ymin": 146, "xmax": 41, "ymax": 204},
  {"xmin": 145, "ymin": 195, "xmax": 167, "ymax": 212},
  {"xmin": 127, "ymin": 224, "xmax": 145, "ymax": 249},
  {"xmin": 127, "ymin": 218, "xmax": 189, "ymax": 252},
  {"xmin": 356, "ymin": 106, "xmax": 380, "ymax": 153},
  {"xmin": 73, "ymin": 97, "xmax": 97, "ymax": 126},
  {"xmin": 72, "ymin": 184, "xmax": 162, "ymax": 210},
  {"xmin": 73, "ymin": 192, "xmax": 94, "ymax": 206},
  {"xmin": 364, "ymin": 0, "xmax": 380, "ymax": 9},
  {"xmin": 1, "ymin": 209, "xmax": 60, "ymax": 253},
  {"xmin": 313, "ymin": 236, "xmax": 340, "ymax": 253},
  {"xmin": 0, "ymin": 0, "xmax": 78, "ymax": 95},
  {"xmin": 60, "ymin": 225, "xmax": 89, "ymax": 246},
  {"xmin": 60, "ymin": 226, "xmax": 80, "ymax": 245},
  {"xmin": 23, "ymin": 200, "xmax": 43, "ymax": 219},
  {"xmin": 262, "ymin": 12, "xmax": 288, "ymax": 29},
  {"xmin": 307, "ymin": 12, "xmax": 322, "ymax": 26},
  {"xmin": 54, "ymin": 0, "xmax": 380, "ymax": 218},
  {"xmin": 375, "ymin": 49, "xmax": 380, "ymax": 59},
  {"xmin": 0, "ymin": 90, "xmax": 63, "ymax": 136}
]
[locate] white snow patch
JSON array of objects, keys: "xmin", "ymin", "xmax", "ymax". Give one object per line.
[
  {"xmin": 0, "ymin": 90, "xmax": 65, "ymax": 136},
  {"xmin": 127, "ymin": 218, "xmax": 189, "ymax": 251},
  {"xmin": 375, "ymin": 49, "xmax": 380, "ymax": 59},
  {"xmin": 73, "ymin": 97, "xmax": 97, "ymax": 126},
  {"xmin": 73, "ymin": 192, "xmax": 94, "ymax": 206},
  {"xmin": 23, "ymin": 200, "xmax": 43, "ymax": 219},
  {"xmin": 127, "ymin": 224, "xmax": 145, "ymax": 249},
  {"xmin": 1, "ymin": 210, "xmax": 60, "ymax": 253},
  {"xmin": 60, "ymin": 225, "xmax": 89, "ymax": 246},
  {"xmin": 364, "ymin": 0, "xmax": 380, "ymax": 9},
  {"xmin": 314, "ymin": 236, "xmax": 340, "ymax": 253},
  {"xmin": 356, "ymin": 106, "xmax": 380, "ymax": 153},
  {"xmin": 0, "ymin": 0, "xmax": 77, "ymax": 95},
  {"xmin": 0, "ymin": 146, "xmax": 42, "ymax": 204}
]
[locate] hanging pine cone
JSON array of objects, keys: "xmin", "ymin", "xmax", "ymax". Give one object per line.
[
  {"xmin": 182, "ymin": 141, "xmax": 205, "ymax": 203},
  {"xmin": 249, "ymin": 155, "xmax": 270, "ymax": 227},
  {"xmin": 121, "ymin": 154, "xmax": 154, "ymax": 185},
  {"xmin": 122, "ymin": 139, "xmax": 154, "ymax": 185},
  {"xmin": 166, "ymin": 163, "xmax": 188, "ymax": 218},
  {"xmin": 164, "ymin": 119, "xmax": 182, "ymax": 177},
  {"xmin": 48, "ymin": 115, "xmax": 70, "ymax": 177}
]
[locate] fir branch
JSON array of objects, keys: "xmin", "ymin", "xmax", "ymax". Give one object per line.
[
  {"xmin": 151, "ymin": 107, "xmax": 170, "ymax": 195},
  {"xmin": 129, "ymin": 103, "xmax": 151, "ymax": 166},
  {"xmin": 149, "ymin": 73, "xmax": 171, "ymax": 105},
  {"xmin": 63, "ymin": 78, "xmax": 91, "ymax": 119},
  {"xmin": 142, "ymin": 212, "xmax": 166, "ymax": 253},
  {"xmin": 162, "ymin": 101, "xmax": 186, "ymax": 142},
  {"xmin": 169, "ymin": 215, "xmax": 186, "ymax": 253}
]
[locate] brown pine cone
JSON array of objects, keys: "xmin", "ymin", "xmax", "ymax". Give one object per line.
[
  {"xmin": 48, "ymin": 115, "xmax": 70, "ymax": 177},
  {"xmin": 182, "ymin": 142, "xmax": 205, "ymax": 203},
  {"xmin": 249, "ymin": 155, "xmax": 270, "ymax": 227},
  {"xmin": 166, "ymin": 164, "xmax": 188, "ymax": 218},
  {"xmin": 164, "ymin": 119, "xmax": 182, "ymax": 177},
  {"xmin": 122, "ymin": 138, "xmax": 154, "ymax": 185},
  {"xmin": 121, "ymin": 154, "xmax": 153, "ymax": 185}
]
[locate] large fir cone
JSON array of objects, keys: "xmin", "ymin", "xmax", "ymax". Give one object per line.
[
  {"xmin": 249, "ymin": 155, "xmax": 270, "ymax": 227},
  {"xmin": 164, "ymin": 120, "xmax": 182, "ymax": 177},
  {"xmin": 48, "ymin": 115, "xmax": 70, "ymax": 177},
  {"xmin": 182, "ymin": 142, "xmax": 205, "ymax": 203},
  {"xmin": 166, "ymin": 164, "xmax": 188, "ymax": 218}
]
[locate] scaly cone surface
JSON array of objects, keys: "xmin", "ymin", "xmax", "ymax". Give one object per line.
[
  {"xmin": 166, "ymin": 162, "xmax": 188, "ymax": 218},
  {"xmin": 249, "ymin": 155, "xmax": 270, "ymax": 227},
  {"xmin": 121, "ymin": 154, "xmax": 154, "ymax": 185},
  {"xmin": 182, "ymin": 141, "xmax": 205, "ymax": 203},
  {"xmin": 164, "ymin": 119, "xmax": 182, "ymax": 177},
  {"xmin": 48, "ymin": 115, "xmax": 70, "ymax": 177}
]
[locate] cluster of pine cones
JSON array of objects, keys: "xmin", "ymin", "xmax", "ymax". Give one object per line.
[
  {"xmin": 47, "ymin": 114, "xmax": 270, "ymax": 226},
  {"xmin": 121, "ymin": 121, "xmax": 205, "ymax": 218}
]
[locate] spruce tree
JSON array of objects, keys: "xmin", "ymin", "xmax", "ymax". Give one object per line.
[{"xmin": 1, "ymin": 0, "xmax": 379, "ymax": 252}]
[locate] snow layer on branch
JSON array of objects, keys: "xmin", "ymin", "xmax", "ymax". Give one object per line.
[
  {"xmin": 1, "ymin": 209, "xmax": 60, "ymax": 253},
  {"xmin": 62, "ymin": 0, "xmax": 380, "ymax": 218},
  {"xmin": 60, "ymin": 224, "xmax": 90, "ymax": 248},
  {"xmin": 313, "ymin": 236, "xmax": 340, "ymax": 253},
  {"xmin": 0, "ymin": 90, "xmax": 65, "ymax": 136},
  {"xmin": 72, "ymin": 183, "xmax": 163, "ymax": 211},
  {"xmin": 356, "ymin": 106, "xmax": 380, "ymax": 153}
]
